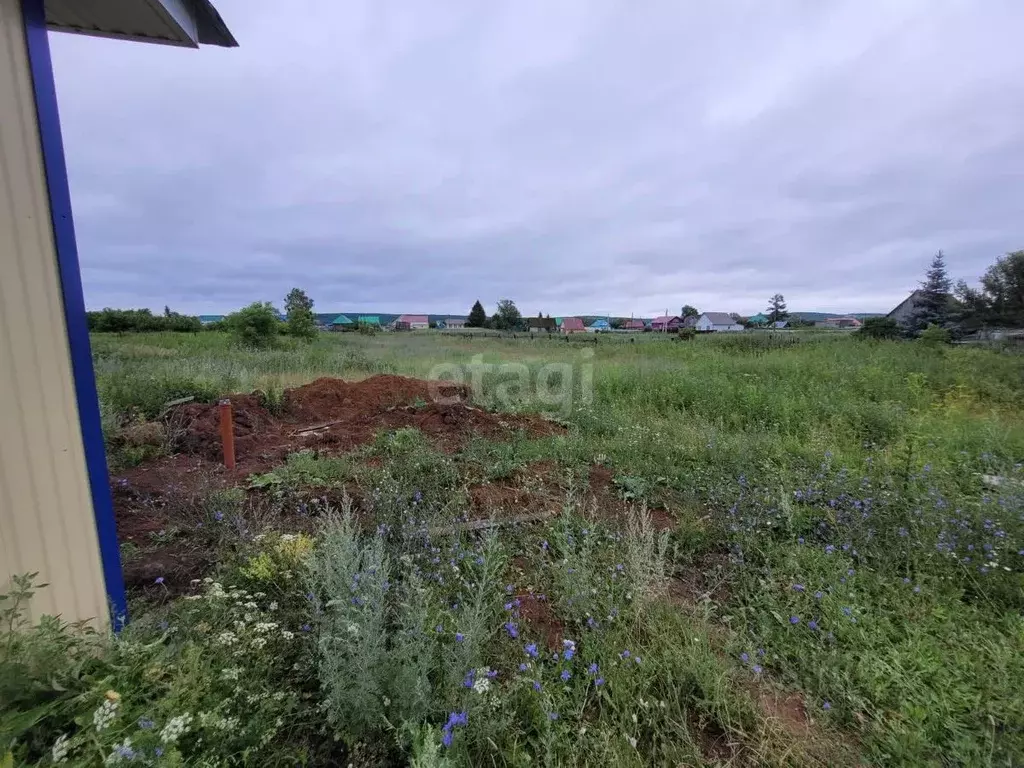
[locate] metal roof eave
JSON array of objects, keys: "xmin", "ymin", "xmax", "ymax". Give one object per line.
[{"xmin": 45, "ymin": 0, "xmax": 237, "ymax": 48}]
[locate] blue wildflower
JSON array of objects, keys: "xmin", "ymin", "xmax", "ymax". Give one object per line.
[
  {"xmin": 752, "ymin": 664, "xmax": 763, "ymax": 674},
  {"xmin": 548, "ymin": 712, "xmax": 559, "ymax": 720},
  {"xmin": 138, "ymin": 717, "xmax": 154, "ymax": 730},
  {"xmin": 525, "ymin": 643, "xmax": 539, "ymax": 659},
  {"xmin": 455, "ymin": 632, "xmax": 464, "ymax": 643},
  {"xmin": 789, "ymin": 615, "xmax": 800, "ymax": 625},
  {"xmin": 533, "ymin": 680, "xmax": 542, "ymax": 691},
  {"xmin": 620, "ymin": 649, "xmax": 631, "ymax": 659},
  {"xmin": 519, "ymin": 663, "xmax": 529, "ymax": 672},
  {"xmin": 505, "ymin": 622, "xmax": 519, "ymax": 638},
  {"xmin": 154, "ymin": 577, "xmax": 164, "ymax": 585},
  {"xmin": 588, "ymin": 662, "xmax": 599, "ymax": 674},
  {"xmin": 792, "ymin": 584, "xmax": 805, "ymax": 592},
  {"xmin": 808, "ymin": 620, "xmax": 819, "ymax": 631},
  {"xmin": 740, "ymin": 652, "xmax": 749, "ymax": 663},
  {"xmin": 561, "ymin": 670, "xmax": 572, "ymax": 682},
  {"xmin": 814, "ymin": 591, "xmax": 824, "ymax": 599},
  {"xmin": 595, "ymin": 677, "xmax": 605, "ymax": 686},
  {"xmin": 822, "ymin": 701, "xmax": 832, "ymax": 711}
]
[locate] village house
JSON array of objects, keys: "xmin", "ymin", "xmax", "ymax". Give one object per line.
[
  {"xmin": 393, "ymin": 314, "xmax": 429, "ymax": 330},
  {"xmin": 588, "ymin": 318, "xmax": 611, "ymax": 332},
  {"xmin": 650, "ymin": 315, "xmax": 682, "ymax": 332},
  {"xmin": 528, "ymin": 317, "xmax": 557, "ymax": 332},
  {"xmin": 817, "ymin": 316, "xmax": 862, "ymax": 329},
  {"xmin": 330, "ymin": 314, "xmax": 353, "ymax": 330},
  {"xmin": 623, "ymin": 318, "xmax": 646, "ymax": 331},
  {"xmin": 557, "ymin": 317, "xmax": 586, "ymax": 334},
  {"xmin": 695, "ymin": 312, "xmax": 744, "ymax": 332},
  {"xmin": 886, "ymin": 290, "xmax": 924, "ymax": 327},
  {"xmin": 443, "ymin": 318, "xmax": 466, "ymax": 329}
]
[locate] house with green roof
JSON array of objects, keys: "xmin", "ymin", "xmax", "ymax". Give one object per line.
[
  {"xmin": 357, "ymin": 316, "xmax": 381, "ymax": 326},
  {"xmin": 330, "ymin": 314, "xmax": 353, "ymax": 330}
]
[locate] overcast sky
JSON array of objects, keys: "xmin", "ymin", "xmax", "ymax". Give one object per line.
[{"xmin": 50, "ymin": 0, "xmax": 1024, "ymax": 318}]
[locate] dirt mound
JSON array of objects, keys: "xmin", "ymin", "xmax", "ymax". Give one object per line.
[{"xmin": 170, "ymin": 375, "xmax": 558, "ymax": 471}]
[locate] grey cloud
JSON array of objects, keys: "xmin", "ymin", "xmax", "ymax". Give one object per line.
[{"xmin": 50, "ymin": 0, "xmax": 1024, "ymax": 317}]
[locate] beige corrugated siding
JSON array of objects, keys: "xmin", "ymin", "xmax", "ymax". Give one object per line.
[{"xmin": 0, "ymin": 0, "xmax": 109, "ymax": 627}]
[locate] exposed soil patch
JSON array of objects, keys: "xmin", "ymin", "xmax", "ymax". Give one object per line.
[
  {"xmin": 585, "ymin": 465, "xmax": 676, "ymax": 531},
  {"xmin": 468, "ymin": 460, "xmax": 567, "ymax": 519},
  {"xmin": 174, "ymin": 375, "xmax": 561, "ymax": 472},
  {"xmin": 667, "ymin": 552, "xmax": 733, "ymax": 608},
  {"xmin": 516, "ymin": 592, "xmax": 564, "ymax": 651}
]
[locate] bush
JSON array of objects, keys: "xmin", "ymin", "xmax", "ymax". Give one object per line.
[
  {"xmin": 857, "ymin": 316, "xmax": 900, "ymax": 339},
  {"xmin": 919, "ymin": 324, "xmax": 951, "ymax": 346},
  {"xmin": 224, "ymin": 302, "xmax": 280, "ymax": 348},
  {"xmin": 87, "ymin": 308, "xmax": 201, "ymax": 334},
  {"xmin": 677, "ymin": 327, "xmax": 695, "ymax": 341}
]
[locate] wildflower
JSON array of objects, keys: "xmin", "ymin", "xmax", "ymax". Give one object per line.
[
  {"xmin": 752, "ymin": 664, "xmax": 763, "ymax": 674},
  {"xmin": 587, "ymin": 616, "xmax": 597, "ymax": 629},
  {"xmin": 441, "ymin": 711, "xmax": 468, "ymax": 748},
  {"xmin": 505, "ymin": 622, "xmax": 519, "ymax": 638},
  {"xmin": 588, "ymin": 662, "xmax": 599, "ymax": 674},
  {"xmin": 214, "ymin": 510, "xmax": 224, "ymax": 521},
  {"xmin": 562, "ymin": 639, "xmax": 576, "ymax": 660},
  {"xmin": 808, "ymin": 620, "xmax": 819, "ymax": 631},
  {"xmin": 548, "ymin": 712, "xmax": 559, "ymax": 720},
  {"xmin": 789, "ymin": 615, "xmax": 800, "ymax": 625},
  {"xmin": 473, "ymin": 675, "xmax": 491, "ymax": 694},
  {"xmin": 797, "ymin": 537, "xmax": 805, "ymax": 544},
  {"xmin": 841, "ymin": 607, "xmax": 852, "ymax": 616},
  {"xmin": 137, "ymin": 717, "xmax": 154, "ymax": 730},
  {"xmin": 814, "ymin": 591, "xmax": 824, "ymax": 599},
  {"xmin": 792, "ymin": 584, "xmax": 805, "ymax": 592},
  {"xmin": 620, "ymin": 649, "xmax": 631, "ymax": 659},
  {"xmin": 561, "ymin": 670, "xmax": 572, "ymax": 682},
  {"xmin": 154, "ymin": 577, "xmax": 165, "ymax": 585},
  {"xmin": 301, "ymin": 624, "xmax": 312, "ymax": 632},
  {"xmin": 533, "ymin": 681, "xmax": 542, "ymax": 691},
  {"xmin": 93, "ymin": 695, "xmax": 120, "ymax": 732},
  {"xmin": 913, "ymin": 586, "xmax": 921, "ymax": 593},
  {"xmin": 823, "ymin": 701, "xmax": 832, "ymax": 711},
  {"xmin": 902, "ymin": 577, "xmax": 911, "ymax": 584},
  {"xmin": 740, "ymin": 652, "xmax": 749, "ymax": 663},
  {"xmin": 525, "ymin": 642, "xmax": 539, "ymax": 659},
  {"xmin": 519, "ymin": 663, "xmax": 529, "ymax": 672},
  {"xmin": 757, "ymin": 648, "xmax": 765, "ymax": 656},
  {"xmin": 107, "ymin": 738, "xmax": 136, "ymax": 763},
  {"xmin": 455, "ymin": 632, "xmax": 464, "ymax": 643},
  {"xmin": 435, "ymin": 624, "xmax": 444, "ymax": 633},
  {"xmin": 595, "ymin": 677, "xmax": 605, "ymax": 686},
  {"xmin": 52, "ymin": 733, "xmax": 71, "ymax": 763},
  {"xmin": 824, "ymin": 545, "xmax": 835, "ymax": 555},
  {"xmin": 463, "ymin": 669, "xmax": 475, "ymax": 688},
  {"xmin": 160, "ymin": 713, "xmax": 193, "ymax": 744}
]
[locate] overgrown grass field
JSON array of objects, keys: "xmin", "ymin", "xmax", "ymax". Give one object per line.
[{"xmin": 4, "ymin": 330, "xmax": 1023, "ymax": 766}]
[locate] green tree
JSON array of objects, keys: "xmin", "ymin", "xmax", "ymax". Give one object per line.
[
  {"xmin": 225, "ymin": 302, "xmax": 280, "ymax": 348},
  {"xmin": 766, "ymin": 294, "xmax": 788, "ymax": 323},
  {"xmin": 467, "ymin": 300, "xmax": 487, "ymax": 328},
  {"xmin": 911, "ymin": 251, "xmax": 953, "ymax": 332},
  {"xmin": 856, "ymin": 316, "xmax": 900, "ymax": 339},
  {"xmin": 493, "ymin": 299, "xmax": 523, "ymax": 331},
  {"xmin": 979, "ymin": 250, "xmax": 1024, "ymax": 327},
  {"xmin": 680, "ymin": 305, "xmax": 699, "ymax": 319},
  {"xmin": 284, "ymin": 288, "xmax": 317, "ymax": 340}
]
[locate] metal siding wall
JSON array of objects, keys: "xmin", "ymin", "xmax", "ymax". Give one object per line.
[{"xmin": 0, "ymin": 0, "xmax": 108, "ymax": 626}]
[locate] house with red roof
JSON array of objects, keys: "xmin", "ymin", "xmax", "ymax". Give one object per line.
[
  {"xmin": 650, "ymin": 315, "xmax": 682, "ymax": 332},
  {"xmin": 623, "ymin": 319, "xmax": 646, "ymax": 331},
  {"xmin": 393, "ymin": 314, "xmax": 429, "ymax": 330},
  {"xmin": 557, "ymin": 317, "xmax": 586, "ymax": 334}
]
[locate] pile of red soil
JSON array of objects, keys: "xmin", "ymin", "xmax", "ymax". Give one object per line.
[{"xmin": 172, "ymin": 375, "xmax": 559, "ymax": 472}]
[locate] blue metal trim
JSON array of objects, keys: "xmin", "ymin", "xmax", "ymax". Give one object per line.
[{"xmin": 21, "ymin": 0, "xmax": 127, "ymax": 630}]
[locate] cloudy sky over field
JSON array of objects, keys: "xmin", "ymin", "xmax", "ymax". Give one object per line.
[{"xmin": 51, "ymin": 0, "xmax": 1024, "ymax": 317}]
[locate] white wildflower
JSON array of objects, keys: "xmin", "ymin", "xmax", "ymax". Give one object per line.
[
  {"xmin": 253, "ymin": 621, "xmax": 279, "ymax": 633},
  {"xmin": 51, "ymin": 733, "xmax": 71, "ymax": 763},
  {"xmin": 221, "ymin": 667, "xmax": 241, "ymax": 682},
  {"xmin": 472, "ymin": 675, "xmax": 491, "ymax": 694},
  {"xmin": 93, "ymin": 694, "xmax": 120, "ymax": 732},
  {"xmin": 627, "ymin": 735, "xmax": 638, "ymax": 748},
  {"xmin": 217, "ymin": 631, "xmax": 238, "ymax": 647},
  {"xmin": 160, "ymin": 713, "xmax": 193, "ymax": 744},
  {"xmin": 281, "ymin": 630, "xmax": 295, "ymax": 640},
  {"xmin": 268, "ymin": 601, "xmax": 278, "ymax": 611},
  {"xmin": 244, "ymin": 601, "xmax": 259, "ymax": 610},
  {"xmin": 251, "ymin": 637, "xmax": 268, "ymax": 649}
]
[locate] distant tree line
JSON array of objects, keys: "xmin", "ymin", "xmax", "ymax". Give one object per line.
[{"xmin": 87, "ymin": 306, "xmax": 202, "ymax": 333}]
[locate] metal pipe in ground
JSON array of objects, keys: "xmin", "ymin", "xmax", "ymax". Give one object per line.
[{"xmin": 219, "ymin": 398, "xmax": 236, "ymax": 470}]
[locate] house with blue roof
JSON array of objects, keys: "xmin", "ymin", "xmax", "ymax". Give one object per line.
[{"xmin": 588, "ymin": 318, "xmax": 611, "ymax": 332}]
